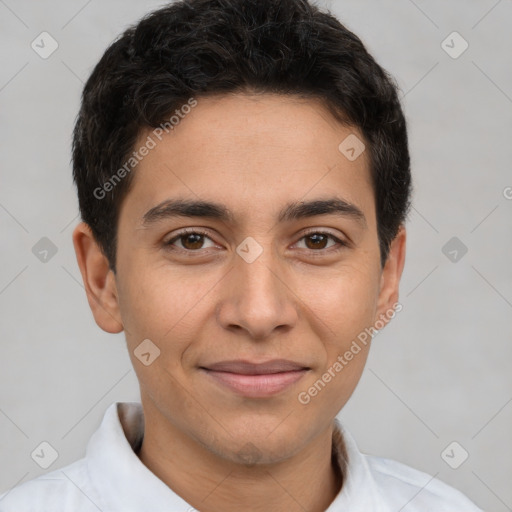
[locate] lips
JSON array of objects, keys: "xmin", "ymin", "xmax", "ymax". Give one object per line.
[
  {"xmin": 200, "ymin": 359, "xmax": 310, "ymax": 397},
  {"xmin": 203, "ymin": 359, "xmax": 309, "ymax": 375}
]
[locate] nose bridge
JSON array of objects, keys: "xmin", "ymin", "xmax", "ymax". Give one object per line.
[{"xmin": 239, "ymin": 246, "xmax": 282, "ymax": 301}]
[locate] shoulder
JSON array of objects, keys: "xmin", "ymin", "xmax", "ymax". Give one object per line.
[
  {"xmin": 364, "ymin": 454, "xmax": 484, "ymax": 512},
  {"xmin": 0, "ymin": 458, "xmax": 103, "ymax": 512}
]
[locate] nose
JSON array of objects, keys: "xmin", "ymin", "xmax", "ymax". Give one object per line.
[{"xmin": 216, "ymin": 243, "xmax": 299, "ymax": 340}]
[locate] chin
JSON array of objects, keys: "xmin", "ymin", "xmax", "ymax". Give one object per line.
[
  {"xmin": 201, "ymin": 417, "xmax": 312, "ymax": 466},
  {"xmin": 218, "ymin": 436, "xmax": 300, "ymax": 467}
]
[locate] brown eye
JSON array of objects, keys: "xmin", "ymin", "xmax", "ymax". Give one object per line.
[
  {"xmin": 180, "ymin": 233, "xmax": 205, "ymax": 250},
  {"xmin": 165, "ymin": 229, "xmax": 217, "ymax": 252},
  {"xmin": 296, "ymin": 231, "xmax": 345, "ymax": 252},
  {"xmin": 304, "ymin": 233, "xmax": 329, "ymax": 250}
]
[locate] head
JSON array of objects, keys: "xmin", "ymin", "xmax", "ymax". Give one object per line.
[{"xmin": 72, "ymin": 0, "xmax": 410, "ymax": 465}]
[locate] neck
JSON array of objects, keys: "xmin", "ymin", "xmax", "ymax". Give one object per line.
[{"xmin": 136, "ymin": 401, "xmax": 343, "ymax": 512}]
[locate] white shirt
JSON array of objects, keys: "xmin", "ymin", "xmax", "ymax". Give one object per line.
[{"xmin": 0, "ymin": 401, "xmax": 483, "ymax": 511}]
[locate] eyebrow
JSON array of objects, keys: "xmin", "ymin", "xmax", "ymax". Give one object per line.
[{"xmin": 141, "ymin": 197, "xmax": 367, "ymax": 228}]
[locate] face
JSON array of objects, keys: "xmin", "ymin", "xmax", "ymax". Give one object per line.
[{"xmin": 76, "ymin": 93, "xmax": 405, "ymax": 465}]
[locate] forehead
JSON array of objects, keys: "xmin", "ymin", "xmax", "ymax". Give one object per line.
[{"xmin": 119, "ymin": 93, "xmax": 375, "ymax": 228}]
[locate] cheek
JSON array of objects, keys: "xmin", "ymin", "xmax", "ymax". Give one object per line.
[
  {"xmin": 116, "ymin": 263, "xmax": 222, "ymax": 380},
  {"xmin": 299, "ymin": 262, "xmax": 381, "ymax": 343},
  {"xmin": 118, "ymin": 262, "xmax": 205, "ymax": 333},
  {"xmin": 118, "ymin": 271, "xmax": 205, "ymax": 397}
]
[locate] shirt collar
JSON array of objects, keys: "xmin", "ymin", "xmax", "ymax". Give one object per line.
[
  {"xmin": 87, "ymin": 401, "xmax": 191, "ymax": 511},
  {"xmin": 329, "ymin": 418, "xmax": 388, "ymax": 511},
  {"xmin": 86, "ymin": 402, "xmax": 387, "ymax": 512}
]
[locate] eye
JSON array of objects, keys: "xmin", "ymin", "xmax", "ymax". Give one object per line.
[
  {"xmin": 164, "ymin": 228, "xmax": 348, "ymax": 255},
  {"xmin": 165, "ymin": 228, "xmax": 218, "ymax": 251},
  {"xmin": 294, "ymin": 231, "xmax": 347, "ymax": 252}
]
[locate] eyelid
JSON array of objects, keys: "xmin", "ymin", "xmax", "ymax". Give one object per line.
[
  {"xmin": 164, "ymin": 227, "xmax": 217, "ymax": 246},
  {"xmin": 298, "ymin": 227, "xmax": 347, "ymax": 241}
]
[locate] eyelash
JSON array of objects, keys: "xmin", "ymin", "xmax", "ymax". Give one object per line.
[{"xmin": 164, "ymin": 227, "xmax": 348, "ymax": 256}]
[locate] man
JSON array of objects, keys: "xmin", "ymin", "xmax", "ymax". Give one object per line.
[{"xmin": 0, "ymin": 0, "xmax": 483, "ymax": 510}]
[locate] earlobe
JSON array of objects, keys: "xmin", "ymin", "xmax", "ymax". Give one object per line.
[
  {"xmin": 72, "ymin": 222, "xmax": 124, "ymax": 334},
  {"xmin": 375, "ymin": 225, "xmax": 407, "ymax": 327}
]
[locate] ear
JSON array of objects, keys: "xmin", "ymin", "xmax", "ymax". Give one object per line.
[
  {"xmin": 72, "ymin": 222, "xmax": 123, "ymax": 333},
  {"xmin": 374, "ymin": 225, "xmax": 406, "ymax": 327}
]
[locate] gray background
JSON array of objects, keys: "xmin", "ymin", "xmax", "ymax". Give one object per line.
[{"xmin": 1, "ymin": 0, "xmax": 511, "ymax": 510}]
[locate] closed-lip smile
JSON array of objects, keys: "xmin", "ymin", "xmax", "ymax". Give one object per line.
[{"xmin": 200, "ymin": 359, "xmax": 310, "ymax": 397}]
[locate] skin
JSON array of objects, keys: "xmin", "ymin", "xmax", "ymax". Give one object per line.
[{"xmin": 73, "ymin": 92, "xmax": 406, "ymax": 512}]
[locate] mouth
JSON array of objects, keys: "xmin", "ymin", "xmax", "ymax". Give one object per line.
[{"xmin": 199, "ymin": 359, "xmax": 310, "ymax": 398}]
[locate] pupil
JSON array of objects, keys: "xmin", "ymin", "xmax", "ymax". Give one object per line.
[
  {"xmin": 306, "ymin": 234, "xmax": 327, "ymax": 250},
  {"xmin": 183, "ymin": 233, "xmax": 203, "ymax": 250}
]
